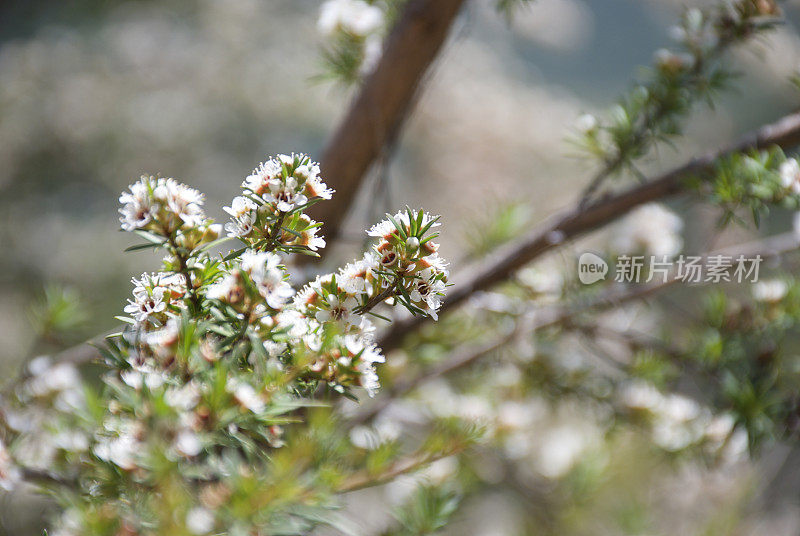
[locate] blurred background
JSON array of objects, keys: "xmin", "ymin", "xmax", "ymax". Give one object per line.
[{"xmin": 3, "ymin": 0, "xmax": 800, "ymax": 534}]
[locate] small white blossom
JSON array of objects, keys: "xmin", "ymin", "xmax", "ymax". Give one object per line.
[
  {"xmin": 119, "ymin": 176, "xmax": 206, "ymax": 231},
  {"xmin": 206, "ymin": 273, "xmax": 243, "ymax": 303},
  {"xmin": 613, "ymin": 203, "xmax": 683, "ymax": 257},
  {"xmin": 228, "ymin": 381, "xmax": 265, "ymax": 413},
  {"xmin": 186, "ymin": 507, "xmax": 215, "ymax": 535},
  {"xmin": 338, "ymin": 253, "xmax": 376, "ymax": 294},
  {"xmin": 0, "ymin": 440, "xmax": 21, "ymax": 491},
  {"xmin": 574, "ymin": 113, "xmax": 598, "ymax": 133},
  {"xmin": 318, "ymin": 0, "xmax": 384, "ymax": 37},
  {"xmin": 780, "ymin": 158, "xmax": 800, "ymax": 194},
  {"xmin": 93, "ymin": 433, "xmax": 141, "ymax": 471},
  {"xmin": 241, "ymin": 250, "xmax": 295, "ymax": 309},
  {"xmin": 752, "ymin": 278, "xmax": 788, "ymax": 303},
  {"xmin": 174, "ymin": 429, "xmax": 202, "ymax": 457},
  {"xmin": 315, "ymin": 294, "xmax": 359, "ymax": 326}
]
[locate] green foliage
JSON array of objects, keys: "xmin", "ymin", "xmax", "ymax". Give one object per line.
[
  {"xmin": 495, "ymin": 0, "xmax": 535, "ymax": 22},
  {"xmin": 29, "ymin": 284, "xmax": 89, "ymax": 342},
  {"xmin": 463, "ymin": 202, "xmax": 532, "ymax": 260},
  {"xmin": 389, "ymin": 484, "xmax": 461, "ymax": 536},
  {"xmin": 692, "ymin": 147, "xmax": 799, "ymax": 227},
  {"xmin": 572, "ymin": 2, "xmax": 781, "ymax": 197}
]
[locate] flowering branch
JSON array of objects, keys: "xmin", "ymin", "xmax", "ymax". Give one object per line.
[
  {"xmin": 377, "ymin": 110, "xmax": 800, "ymax": 351},
  {"xmin": 0, "ymin": 153, "xmax": 450, "ymax": 535},
  {"xmin": 576, "ymin": 1, "xmax": 781, "ymax": 205}
]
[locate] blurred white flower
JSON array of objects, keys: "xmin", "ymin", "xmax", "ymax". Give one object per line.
[
  {"xmin": 228, "ymin": 381, "xmax": 265, "ymax": 413},
  {"xmin": 186, "ymin": 507, "xmax": 215, "ymax": 535},
  {"xmin": 780, "ymin": 158, "xmax": 800, "ymax": 194},
  {"xmin": 613, "ymin": 203, "xmax": 683, "ymax": 257},
  {"xmin": 537, "ymin": 425, "xmax": 591, "ymax": 479},
  {"xmin": 174, "ymin": 429, "xmax": 202, "ymax": 458},
  {"xmin": 318, "ymin": 0, "xmax": 384, "ymax": 37},
  {"xmin": 752, "ymin": 279, "xmax": 788, "ymax": 303}
]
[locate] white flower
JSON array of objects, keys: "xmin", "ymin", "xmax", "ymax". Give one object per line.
[
  {"xmin": 240, "ymin": 250, "xmax": 295, "ymax": 309},
  {"xmin": 368, "ymin": 209, "xmax": 440, "ymax": 238},
  {"xmin": 613, "ymin": 203, "xmax": 683, "ymax": 257},
  {"xmin": 25, "ymin": 360, "xmax": 81, "ymax": 398},
  {"xmin": 752, "ymin": 278, "xmax": 788, "ymax": 303},
  {"xmin": 574, "ymin": 113, "xmax": 597, "ymax": 133},
  {"xmin": 223, "ymin": 196, "xmax": 257, "ymax": 238},
  {"xmin": 120, "ymin": 367, "xmax": 165, "ymax": 390},
  {"xmin": 0, "ymin": 440, "xmax": 21, "ymax": 492},
  {"xmin": 651, "ymin": 394, "xmax": 704, "ymax": 452},
  {"xmin": 243, "ymin": 159, "xmax": 282, "ymax": 195},
  {"xmin": 143, "ymin": 316, "xmax": 181, "ymax": 351},
  {"xmin": 266, "ymin": 176, "xmax": 308, "ymax": 213},
  {"xmin": 53, "ymin": 430, "xmax": 89, "ymax": 452},
  {"xmin": 315, "ymin": 294, "xmax": 359, "ymax": 326},
  {"xmin": 186, "ymin": 507, "xmax": 215, "ymax": 535},
  {"xmin": 174, "ymin": 429, "xmax": 202, "ymax": 458},
  {"xmin": 345, "ymin": 334, "xmax": 385, "ymax": 364},
  {"xmin": 367, "ymin": 218, "xmax": 396, "ymax": 239},
  {"xmin": 705, "ymin": 413, "xmax": 736, "ymax": 444},
  {"xmin": 277, "ymin": 308, "xmax": 313, "ymax": 339},
  {"xmin": 357, "ymin": 361, "xmax": 381, "ymax": 397},
  {"xmin": 297, "ymin": 225, "xmax": 327, "ymax": 251},
  {"xmin": 155, "ymin": 178, "xmax": 205, "ymax": 227},
  {"xmin": 93, "ymin": 433, "xmax": 140, "ymax": 471},
  {"xmin": 263, "ymin": 340, "xmax": 287, "ymax": 359},
  {"xmin": 620, "ymin": 381, "xmax": 663, "ymax": 412},
  {"xmin": 318, "ymin": 0, "xmax": 384, "ymax": 37},
  {"xmin": 228, "ymin": 381, "xmax": 265, "ymax": 413},
  {"xmin": 206, "ymin": 273, "xmax": 243, "ymax": 303},
  {"xmin": 780, "ymin": 158, "xmax": 800, "ymax": 194},
  {"xmin": 124, "ymin": 285, "xmax": 167, "ymax": 322},
  {"xmin": 409, "ymin": 266, "xmax": 446, "ymax": 320},
  {"xmin": 339, "ymin": 253, "xmax": 376, "ymax": 294},
  {"xmin": 537, "ymin": 425, "xmax": 591, "ymax": 479},
  {"xmin": 119, "ymin": 176, "xmax": 206, "ymax": 231},
  {"xmin": 165, "ymin": 382, "xmax": 200, "ymax": 411},
  {"xmin": 119, "ymin": 177, "xmax": 158, "ymax": 231},
  {"xmin": 361, "ymin": 34, "xmax": 383, "ymax": 75}
]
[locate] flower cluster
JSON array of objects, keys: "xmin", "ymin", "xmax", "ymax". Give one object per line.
[
  {"xmin": 224, "ymin": 153, "xmax": 331, "ymax": 254},
  {"xmin": 0, "ymin": 152, "xmax": 448, "ymax": 535},
  {"xmin": 119, "ymin": 176, "xmax": 209, "ymax": 234},
  {"xmin": 620, "ymin": 381, "xmax": 746, "ymax": 457}
]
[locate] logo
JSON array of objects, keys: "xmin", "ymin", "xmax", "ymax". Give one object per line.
[{"xmin": 578, "ymin": 252, "xmax": 608, "ymax": 284}]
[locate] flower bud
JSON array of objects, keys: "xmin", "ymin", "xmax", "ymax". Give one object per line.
[{"xmin": 405, "ymin": 236, "xmax": 420, "ymax": 251}]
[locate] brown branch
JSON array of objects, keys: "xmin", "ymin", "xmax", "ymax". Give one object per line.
[
  {"xmin": 310, "ymin": 0, "xmax": 466, "ymax": 247},
  {"xmin": 352, "ymin": 231, "xmax": 800, "ymax": 425},
  {"xmin": 378, "ymin": 111, "xmax": 800, "ymax": 350}
]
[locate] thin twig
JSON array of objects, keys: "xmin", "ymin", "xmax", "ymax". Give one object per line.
[{"xmin": 337, "ymin": 448, "xmax": 463, "ymax": 493}]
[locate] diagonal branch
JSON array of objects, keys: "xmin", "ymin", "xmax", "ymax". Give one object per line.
[
  {"xmin": 310, "ymin": 0, "xmax": 466, "ymax": 247},
  {"xmin": 353, "ymin": 231, "xmax": 800, "ymax": 425},
  {"xmin": 378, "ymin": 111, "xmax": 800, "ymax": 350}
]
